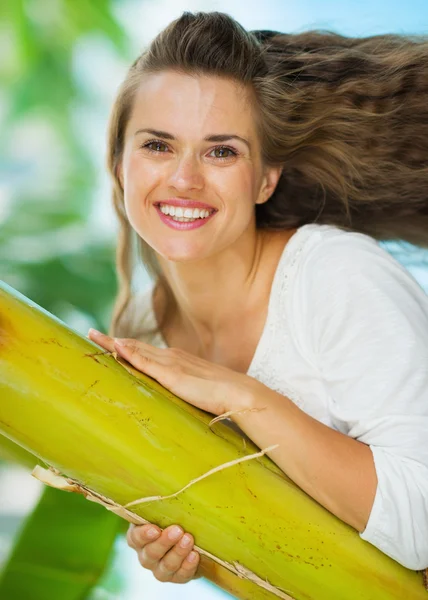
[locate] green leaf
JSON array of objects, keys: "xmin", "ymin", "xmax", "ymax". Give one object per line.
[{"xmin": 0, "ymin": 484, "xmax": 122, "ymax": 600}]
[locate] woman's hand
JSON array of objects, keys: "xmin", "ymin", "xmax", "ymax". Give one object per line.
[
  {"xmin": 126, "ymin": 522, "xmax": 200, "ymax": 583},
  {"xmin": 87, "ymin": 329, "xmax": 260, "ymax": 417}
]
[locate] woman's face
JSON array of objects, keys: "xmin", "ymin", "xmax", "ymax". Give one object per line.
[{"xmin": 119, "ymin": 71, "xmax": 281, "ymax": 262}]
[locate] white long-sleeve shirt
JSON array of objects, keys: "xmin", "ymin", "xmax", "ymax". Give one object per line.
[{"xmin": 121, "ymin": 223, "xmax": 428, "ymax": 571}]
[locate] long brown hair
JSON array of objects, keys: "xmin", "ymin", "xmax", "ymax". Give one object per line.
[{"xmin": 106, "ymin": 11, "xmax": 428, "ymax": 338}]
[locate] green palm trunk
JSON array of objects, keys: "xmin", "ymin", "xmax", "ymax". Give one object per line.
[{"xmin": 0, "ymin": 279, "xmax": 426, "ymax": 600}]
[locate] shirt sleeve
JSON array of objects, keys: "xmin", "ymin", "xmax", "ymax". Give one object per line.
[{"xmin": 299, "ymin": 230, "xmax": 428, "ymax": 571}]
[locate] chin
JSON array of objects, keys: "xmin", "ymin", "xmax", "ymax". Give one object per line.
[{"xmin": 154, "ymin": 242, "xmax": 208, "ymax": 263}]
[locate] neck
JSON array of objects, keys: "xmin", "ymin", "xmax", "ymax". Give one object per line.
[{"xmin": 155, "ymin": 227, "xmax": 296, "ymax": 356}]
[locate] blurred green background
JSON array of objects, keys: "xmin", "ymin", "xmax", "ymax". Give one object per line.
[
  {"xmin": 0, "ymin": 1, "xmax": 427, "ymax": 598},
  {"xmin": 0, "ymin": 0, "xmax": 130, "ymax": 336}
]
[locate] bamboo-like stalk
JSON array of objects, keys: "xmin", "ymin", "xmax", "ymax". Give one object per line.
[
  {"xmin": 0, "ymin": 279, "xmax": 426, "ymax": 600},
  {"xmin": 0, "ymin": 433, "xmax": 39, "ymax": 469}
]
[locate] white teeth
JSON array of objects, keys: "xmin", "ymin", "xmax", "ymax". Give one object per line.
[{"xmin": 159, "ymin": 204, "xmax": 212, "ymax": 219}]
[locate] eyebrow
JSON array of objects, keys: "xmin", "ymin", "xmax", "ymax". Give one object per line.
[{"xmin": 134, "ymin": 128, "xmax": 251, "ymax": 150}]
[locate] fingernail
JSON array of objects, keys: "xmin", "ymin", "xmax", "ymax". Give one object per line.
[
  {"xmin": 180, "ymin": 534, "xmax": 192, "ymax": 548},
  {"xmin": 89, "ymin": 328, "xmax": 101, "ymax": 336},
  {"xmin": 168, "ymin": 526, "xmax": 182, "ymax": 540},
  {"xmin": 188, "ymin": 551, "xmax": 198, "ymax": 562},
  {"xmin": 147, "ymin": 527, "xmax": 159, "ymax": 539}
]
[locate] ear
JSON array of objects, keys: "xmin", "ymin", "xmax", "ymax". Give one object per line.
[{"xmin": 256, "ymin": 165, "xmax": 283, "ymax": 205}]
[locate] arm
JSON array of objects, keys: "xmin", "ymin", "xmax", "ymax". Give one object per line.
[
  {"xmin": 229, "ymin": 383, "xmax": 378, "ymax": 534},
  {"xmin": 92, "ymin": 232, "xmax": 428, "ymax": 571},
  {"xmin": 231, "ymin": 231, "xmax": 428, "ymax": 571}
]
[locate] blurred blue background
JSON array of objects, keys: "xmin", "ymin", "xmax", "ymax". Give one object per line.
[{"xmin": 1, "ymin": 1, "xmax": 427, "ymax": 598}]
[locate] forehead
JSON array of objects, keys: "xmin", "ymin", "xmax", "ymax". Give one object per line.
[{"xmin": 127, "ymin": 71, "xmax": 256, "ymax": 139}]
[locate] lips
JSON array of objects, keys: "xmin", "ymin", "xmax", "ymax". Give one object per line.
[
  {"xmin": 154, "ymin": 199, "xmax": 217, "ymax": 211},
  {"xmin": 154, "ymin": 204, "xmax": 217, "ymax": 230}
]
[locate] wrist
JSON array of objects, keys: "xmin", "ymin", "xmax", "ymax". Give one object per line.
[{"xmin": 227, "ymin": 377, "xmax": 262, "ymax": 421}]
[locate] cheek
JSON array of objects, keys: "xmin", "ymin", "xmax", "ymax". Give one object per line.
[
  {"xmin": 123, "ymin": 156, "xmax": 160, "ymax": 212},
  {"xmin": 210, "ymin": 167, "xmax": 258, "ymax": 214},
  {"xmin": 125, "ymin": 155, "xmax": 156, "ymax": 191}
]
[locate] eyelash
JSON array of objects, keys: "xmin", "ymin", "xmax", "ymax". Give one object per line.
[{"xmin": 140, "ymin": 139, "xmax": 239, "ymax": 161}]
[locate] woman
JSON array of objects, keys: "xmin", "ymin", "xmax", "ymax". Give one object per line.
[{"xmin": 88, "ymin": 11, "xmax": 428, "ymax": 586}]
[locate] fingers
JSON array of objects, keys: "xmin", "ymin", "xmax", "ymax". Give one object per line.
[
  {"xmin": 88, "ymin": 329, "xmax": 116, "ymax": 353},
  {"xmin": 126, "ymin": 523, "xmax": 200, "ymax": 583},
  {"xmin": 151, "ymin": 529, "xmax": 198, "ymax": 583},
  {"xmin": 88, "ymin": 330, "xmax": 161, "ymax": 363},
  {"xmin": 171, "ymin": 550, "xmax": 200, "ymax": 583},
  {"xmin": 139, "ymin": 525, "xmax": 186, "ymax": 568},
  {"xmin": 115, "ymin": 339, "xmax": 172, "ymax": 371},
  {"xmin": 126, "ymin": 523, "xmax": 159, "ymax": 549},
  {"xmin": 126, "ymin": 523, "xmax": 161, "ymax": 551}
]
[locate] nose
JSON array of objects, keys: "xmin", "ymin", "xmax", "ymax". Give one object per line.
[{"xmin": 167, "ymin": 154, "xmax": 204, "ymax": 193}]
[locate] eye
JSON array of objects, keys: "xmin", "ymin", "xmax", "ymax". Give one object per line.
[
  {"xmin": 209, "ymin": 146, "xmax": 237, "ymax": 160},
  {"xmin": 141, "ymin": 140, "xmax": 169, "ymax": 154}
]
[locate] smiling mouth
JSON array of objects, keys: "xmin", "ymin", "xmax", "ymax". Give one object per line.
[
  {"xmin": 154, "ymin": 203, "xmax": 217, "ymax": 219},
  {"xmin": 153, "ymin": 203, "xmax": 217, "ymax": 229}
]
